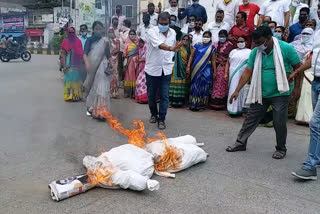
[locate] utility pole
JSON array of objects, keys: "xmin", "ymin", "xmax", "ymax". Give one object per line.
[{"xmin": 105, "ymin": 0, "xmax": 111, "ymax": 29}]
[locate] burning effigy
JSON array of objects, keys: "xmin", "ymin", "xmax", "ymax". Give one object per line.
[{"xmin": 49, "ymin": 110, "xmax": 207, "ymax": 201}]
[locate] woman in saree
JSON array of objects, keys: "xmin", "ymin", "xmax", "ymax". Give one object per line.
[
  {"xmin": 169, "ymin": 34, "xmax": 192, "ymax": 107},
  {"xmin": 60, "ymin": 27, "xmax": 84, "ymax": 102},
  {"xmin": 188, "ymin": 31, "xmax": 216, "ymax": 111},
  {"xmin": 124, "ymin": 29, "xmax": 139, "ymax": 99},
  {"xmin": 83, "ymin": 21, "xmax": 112, "ymax": 121},
  {"xmin": 291, "ymin": 28, "xmax": 314, "ymax": 124},
  {"xmin": 210, "ymin": 30, "xmax": 234, "ymax": 110},
  {"xmin": 108, "ymin": 27, "xmax": 121, "ymax": 99},
  {"xmin": 135, "ymin": 39, "xmax": 148, "ymax": 104},
  {"xmin": 225, "ymin": 36, "xmax": 251, "ymax": 116}
]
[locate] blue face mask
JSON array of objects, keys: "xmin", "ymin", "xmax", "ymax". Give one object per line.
[
  {"xmin": 273, "ymin": 32, "xmax": 282, "ymax": 40},
  {"xmin": 170, "ymin": 21, "xmax": 176, "ymax": 27},
  {"xmin": 193, "ymin": 1, "xmax": 199, "ymax": 5},
  {"xmin": 158, "ymin": 24, "xmax": 169, "ymax": 33},
  {"xmin": 219, "ymin": 37, "xmax": 227, "ymax": 43}
]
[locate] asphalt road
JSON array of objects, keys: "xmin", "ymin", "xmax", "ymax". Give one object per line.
[{"xmin": 0, "ymin": 55, "xmax": 319, "ymax": 214}]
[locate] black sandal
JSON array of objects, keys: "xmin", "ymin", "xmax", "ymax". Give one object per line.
[
  {"xmin": 226, "ymin": 142, "xmax": 246, "ymax": 152},
  {"xmin": 272, "ymin": 150, "xmax": 286, "ymax": 159},
  {"xmin": 158, "ymin": 121, "xmax": 166, "ymax": 130}
]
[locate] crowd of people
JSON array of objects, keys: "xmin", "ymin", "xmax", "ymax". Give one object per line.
[{"xmin": 59, "ymin": 0, "xmax": 320, "ymax": 180}]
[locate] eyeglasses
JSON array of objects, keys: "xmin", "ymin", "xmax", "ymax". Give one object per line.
[{"xmin": 237, "ymin": 41, "xmax": 245, "ymax": 43}]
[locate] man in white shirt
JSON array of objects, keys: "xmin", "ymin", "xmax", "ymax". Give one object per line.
[
  {"xmin": 145, "ymin": 12, "xmax": 183, "ymax": 130},
  {"xmin": 164, "ymin": 0, "xmax": 184, "ymax": 28},
  {"xmin": 148, "ymin": 3, "xmax": 159, "ymax": 26},
  {"xmin": 112, "ymin": 5, "xmax": 126, "ymax": 30},
  {"xmin": 290, "ymin": 0, "xmax": 309, "ymax": 25},
  {"xmin": 206, "ymin": 10, "xmax": 231, "ymax": 43},
  {"xmin": 137, "ymin": 13, "xmax": 153, "ymax": 41},
  {"xmin": 216, "ymin": 0, "xmax": 239, "ymax": 27},
  {"xmin": 181, "ymin": 15, "xmax": 196, "ymax": 34},
  {"xmin": 190, "ymin": 17, "xmax": 204, "ymax": 46},
  {"xmin": 258, "ymin": 0, "xmax": 290, "ymax": 28}
]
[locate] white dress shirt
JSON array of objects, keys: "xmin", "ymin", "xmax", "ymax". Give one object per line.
[
  {"xmin": 206, "ymin": 21, "xmax": 231, "ymax": 43},
  {"xmin": 149, "ymin": 13, "xmax": 159, "ymax": 26},
  {"xmin": 145, "ymin": 27, "xmax": 177, "ymax": 76},
  {"xmin": 164, "ymin": 7, "xmax": 185, "ymax": 28},
  {"xmin": 190, "ymin": 30, "xmax": 204, "ymax": 47},
  {"xmin": 112, "ymin": 15, "xmax": 126, "ymax": 30},
  {"xmin": 259, "ymin": 0, "xmax": 290, "ymax": 27},
  {"xmin": 137, "ymin": 24, "xmax": 153, "ymax": 41},
  {"xmin": 216, "ymin": 0, "xmax": 239, "ymax": 27}
]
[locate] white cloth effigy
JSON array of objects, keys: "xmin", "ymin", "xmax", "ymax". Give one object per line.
[{"xmin": 246, "ymin": 37, "xmax": 289, "ymax": 105}]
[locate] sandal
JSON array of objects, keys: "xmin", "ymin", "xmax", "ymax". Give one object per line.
[
  {"xmin": 272, "ymin": 150, "xmax": 286, "ymax": 159},
  {"xmin": 158, "ymin": 121, "xmax": 166, "ymax": 130},
  {"xmin": 226, "ymin": 142, "xmax": 246, "ymax": 152}
]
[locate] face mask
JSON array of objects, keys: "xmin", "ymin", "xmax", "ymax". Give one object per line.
[
  {"xmin": 158, "ymin": 24, "xmax": 169, "ymax": 33},
  {"xmin": 271, "ymin": 29, "xmax": 275, "ymax": 34},
  {"xmin": 243, "ymin": 1, "xmax": 250, "ymax": 6},
  {"xmin": 301, "ymin": 35, "xmax": 313, "ymax": 44},
  {"xmin": 95, "ymin": 32, "xmax": 104, "ymax": 38},
  {"xmin": 184, "ymin": 42, "xmax": 189, "ymax": 46},
  {"xmin": 81, "ymin": 32, "xmax": 87, "ymax": 37},
  {"xmin": 237, "ymin": 42, "xmax": 246, "ymax": 49},
  {"xmin": 129, "ymin": 35, "xmax": 136, "ymax": 40},
  {"xmin": 273, "ymin": 32, "xmax": 282, "ymax": 40},
  {"xmin": 189, "ymin": 22, "xmax": 195, "ymax": 28},
  {"xmin": 8, "ymin": 37, "xmax": 13, "ymax": 41},
  {"xmin": 170, "ymin": 21, "xmax": 176, "ymax": 27},
  {"xmin": 299, "ymin": 16, "xmax": 308, "ymax": 23},
  {"xmin": 256, "ymin": 40, "xmax": 268, "ymax": 52},
  {"xmin": 219, "ymin": 37, "xmax": 227, "ymax": 43},
  {"xmin": 109, "ymin": 33, "xmax": 115, "ymax": 39},
  {"xmin": 203, "ymin": 38, "xmax": 211, "ymax": 44},
  {"xmin": 262, "ymin": 22, "xmax": 269, "ymax": 26},
  {"xmin": 194, "ymin": 26, "xmax": 201, "ymax": 31},
  {"xmin": 116, "ymin": 9, "xmax": 121, "ymax": 14},
  {"xmin": 193, "ymin": 1, "xmax": 199, "ymax": 5}
]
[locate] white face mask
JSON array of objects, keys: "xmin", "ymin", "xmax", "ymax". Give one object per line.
[
  {"xmin": 189, "ymin": 22, "xmax": 195, "ymax": 28},
  {"xmin": 129, "ymin": 35, "xmax": 136, "ymax": 40},
  {"xmin": 237, "ymin": 42, "xmax": 246, "ymax": 49},
  {"xmin": 202, "ymin": 38, "xmax": 211, "ymax": 44},
  {"xmin": 301, "ymin": 34, "xmax": 313, "ymax": 45}
]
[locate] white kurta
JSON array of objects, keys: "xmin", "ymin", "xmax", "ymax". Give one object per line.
[{"xmin": 227, "ymin": 48, "xmax": 251, "ymax": 115}]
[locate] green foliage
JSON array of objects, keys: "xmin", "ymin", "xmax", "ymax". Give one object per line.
[{"xmin": 50, "ymin": 33, "xmax": 66, "ymax": 51}]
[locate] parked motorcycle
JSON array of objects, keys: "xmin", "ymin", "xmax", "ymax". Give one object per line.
[{"xmin": 0, "ymin": 43, "xmax": 31, "ymax": 62}]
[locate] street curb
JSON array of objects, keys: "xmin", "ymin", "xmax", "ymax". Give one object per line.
[{"xmin": 27, "ymin": 49, "xmax": 59, "ymax": 55}]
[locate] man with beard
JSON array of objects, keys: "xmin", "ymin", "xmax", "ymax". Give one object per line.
[
  {"xmin": 137, "ymin": 13, "xmax": 153, "ymax": 41},
  {"xmin": 289, "ymin": 7, "xmax": 310, "ymax": 42},
  {"xmin": 148, "ymin": 3, "xmax": 159, "ymax": 26},
  {"xmin": 206, "ymin": 10, "xmax": 231, "ymax": 43},
  {"xmin": 112, "ymin": 5, "xmax": 126, "ymax": 30},
  {"xmin": 189, "ymin": 17, "xmax": 204, "ymax": 47}
]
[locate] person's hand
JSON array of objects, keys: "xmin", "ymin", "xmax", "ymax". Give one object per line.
[
  {"xmin": 172, "ymin": 41, "xmax": 184, "ymax": 52},
  {"xmin": 213, "ymin": 71, "xmax": 217, "ymax": 79},
  {"xmin": 288, "ymin": 72, "xmax": 297, "ymax": 83},
  {"xmin": 229, "ymin": 91, "xmax": 239, "ymax": 104},
  {"xmin": 85, "ymin": 63, "xmax": 90, "ymax": 72},
  {"xmin": 186, "ymin": 67, "xmax": 191, "ymax": 78},
  {"xmin": 224, "ymin": 73, "xmax": 228, "ymax": 81}
]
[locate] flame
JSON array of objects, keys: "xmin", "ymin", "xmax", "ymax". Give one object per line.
[
  {"xmin": 153, "ymin": 133, "xmax": 183, "ymax": 172},
  {"xmin": 94, "ymin": 107, "xmax": 147, "ymax": 148},
  {"xmin": 87, "ymin": 157, "xmax": 116, "ymax": 186}
]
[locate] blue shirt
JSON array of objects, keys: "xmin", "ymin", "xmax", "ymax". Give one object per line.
[
  {"xmin": 289, "ymin": 22, "xmax": 303, "ymax": 43},
  {"xmin": 78, "ymin": 34, "xmax": 91, "ymax": 50},
  {"xmin": 178, "ymin": 4, "xmax": 207, "ymax": 24}
]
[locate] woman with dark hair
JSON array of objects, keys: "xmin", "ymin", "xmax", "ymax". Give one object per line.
[
  {"xmin": 135, "ymin": 38, "xmax": 148, "ymax": 104},
  {"xmin": 60, "ymin": 27, "xmax": 84, "ymax": 101},
  {"xmin": 226, "ymin": 35, "xmax": 251, "ymax": 116},
  {"xmin": 169, "ymin": 34, "xmax": 192, "ymax": 107},
  {"xmin": 83, "ymin": 21, "xmax": 112, "ymax": 120},
  {"xmin": 210, "ymin": 29, "xmax": 234, "ymax": 109},
  {"xmin": 124, "ymin": 29, "xmax": 139, "ymax": 98},
  {"xmin": 188, "ymin": 31, "xmax": 216, "ymax": 111},
  {"xmin": 274, "ymin": 26, "xmax": 286, "ymax": 41}
]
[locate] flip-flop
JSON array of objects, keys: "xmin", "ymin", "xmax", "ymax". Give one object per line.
[{"xmin": 272, "ymin": 150, "xmax": 286, "ymax": 159}]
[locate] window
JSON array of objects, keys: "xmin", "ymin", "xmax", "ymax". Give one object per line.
[
  {"xmin": 95, "ymin": 0, "xmax": 102, "ymax": 9},
  {"xmin": 124, "ymin": 5, "xmax": 133, "ymax": 18},
  {"xmin": 33, "ymin": 15, "xmax": 43, "ymax": 24}
]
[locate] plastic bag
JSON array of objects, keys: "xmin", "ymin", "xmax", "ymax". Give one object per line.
[{"xmin": 83, "ymin": 144, "xmax": 159, "ymax": 191}]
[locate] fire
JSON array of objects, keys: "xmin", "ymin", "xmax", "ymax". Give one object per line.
[
  {"xmin": 153, "ymin": 133, "xmax": 183, "ymax": 172},
  {"xmin": 87, "ymin": 157, "xmax": 116, "ymax": 186},
  {"xmin": 93, "ymin": 108, "xmax": 182, "ymax": 174},
  {"xmin": 94, "ymin": 107, "xmax": 147, "ymax": 148}
]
